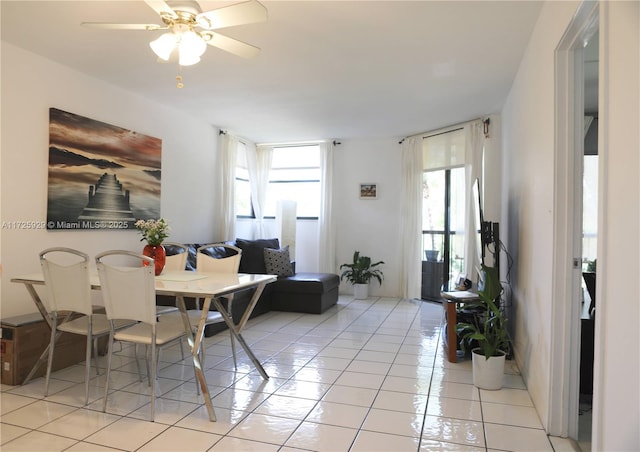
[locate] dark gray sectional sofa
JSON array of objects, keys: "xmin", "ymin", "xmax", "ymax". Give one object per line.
[{"xmin": 157, "ymin": 238, "xmax": 339, "ymax": 336}]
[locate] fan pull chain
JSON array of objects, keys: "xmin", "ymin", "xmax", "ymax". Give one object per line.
[{"xmin": 176, "ymin": 65, "xmax": 184, "ymax": 89}]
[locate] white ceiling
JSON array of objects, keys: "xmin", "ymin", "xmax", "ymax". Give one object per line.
[{"xmin": 1, "ymin": 1, "xmax": 543, "ymax": 143}]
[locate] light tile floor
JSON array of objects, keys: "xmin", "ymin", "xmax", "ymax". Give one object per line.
[{"xmin": 1, "ymin": 296, "xmax": 581, "ymax": 451}]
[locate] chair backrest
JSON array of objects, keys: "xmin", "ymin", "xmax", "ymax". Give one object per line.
[
  {"xmin": 196, "ymin": 244, "xmax": 242, "ymax": 274},
  {"xmin": 39, "ymin": 247, "xmax": 92, "ymax": 316},
  {"xmin": 163, "ymin": 242, "xmax": 188, "ymax": 271},
  {"xmin": 96, "ymin": 250, "xmax": 157, "ymax": 324}
]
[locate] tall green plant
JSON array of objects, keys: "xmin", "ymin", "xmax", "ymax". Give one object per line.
[
  {"xmin": 456, "ymin": 265, "xmax": 510, "ymax": 359},
  {"xmin": 340, "ymin": 251, "xmax": 384, "ymax": 285}
]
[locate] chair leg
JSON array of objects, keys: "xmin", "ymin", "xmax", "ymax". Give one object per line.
[
  {"xmin": 144, "ymin": 345, "xmax": 152, "ymax": 386},
  {"xmin": 133, "ymin": 344, "xmax": 144, "ymax": 382},
  {"xmin": 44, "ymin": 316, "xmax": 57, "ymax": 398},
  {"xmin": 102, "ymin": 331, "xmax": 115, "ymax": 413},
  {"xmin": 84, "ymin": 331, "xmax": 92, "ymax": 405},
  {"xmin": 93, "ymin": 337, "xmax": 101, "ymax": 376},
  {"xmin": 150, "ymin": 335, "xmax": 157, "ymax": 422},
  {"xmin": 156, "ymin": 348, "xmax": 161, "ymax": 381}
]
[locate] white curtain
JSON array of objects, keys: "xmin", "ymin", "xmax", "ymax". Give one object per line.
[
  {"xmin": 318, "ymin": 141, "xmax": 336, "ymax": 273},
  {"xmin": 247, "ymin": 144, "xmax": 273, "ymax": 239},
  {"xmin": 400, "ymin": 136, "xmax": 424, "ymax": 299},
  {"xmin": 463, "ymin": 121, "xmax": 485, "ymax": 278},
  {"xmin": 218, "ymin": 133, "xmax": 239, "ymax": 241}
]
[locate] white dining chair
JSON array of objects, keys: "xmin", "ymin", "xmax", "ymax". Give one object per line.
[
  {"xmin": 96, "ymin": 250, "xmax": 187, "ymax": 422},
  {"xmin": 195, "ymin": 244, "xmax": 242, "ymax": 367},
  {"xmin": 154, "ymin": 243, "xmax": 189, "ymax": 317},
  {"xmin": 162, "ymin": 242, "xmax": 189, "ymax": 271},
  {"xmin": 161, "ymin": 244, "xmax": 242, "ymax": 368},
  {"xmin": 39, "ymin": 247, "xmax": 133, "ymax": 405}
]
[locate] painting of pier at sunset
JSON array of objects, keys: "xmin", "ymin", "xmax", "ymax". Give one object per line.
[{"xmin": 46, "ymin": 108, "xmax": 161, "ymax": 230}]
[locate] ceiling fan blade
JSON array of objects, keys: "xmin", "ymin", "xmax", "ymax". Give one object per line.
[
  {"xmin": 203, "ymin": 32, "xmax": 260, "ymax": 58},
  {"xmin": 196, "ymin": 0, "xmax": 267, "ymax": 30},
  {"xmin": 81, "ymin": 22, "xmax": 165, "ymax": 31},
  {"xmin": 144, "ymin": 0, "xmax": 178, "ymax": 19}
]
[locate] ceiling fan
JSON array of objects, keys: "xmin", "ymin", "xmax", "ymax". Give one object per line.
[{"xmin": 82, "ymin": 0, "xmax": 267, "ymax": 66}]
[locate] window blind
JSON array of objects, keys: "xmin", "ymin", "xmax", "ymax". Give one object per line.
[{"xmin": 422, "ymin": 127, "xmax": 466, "ymax": 171}]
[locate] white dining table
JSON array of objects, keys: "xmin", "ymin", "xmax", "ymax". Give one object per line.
[{"xmin": 11, "ymin": 270, "xmax": 277, "ymax": 422}]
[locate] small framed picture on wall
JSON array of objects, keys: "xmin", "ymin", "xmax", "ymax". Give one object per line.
[{"xmin": 359, "ymin": 183, "xmax": 377, "ymax": 199}]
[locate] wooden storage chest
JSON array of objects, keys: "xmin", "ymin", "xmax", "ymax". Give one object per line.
[{"xmin": 1, "ymin": 313, "xmax": 87, "ymax": 385}]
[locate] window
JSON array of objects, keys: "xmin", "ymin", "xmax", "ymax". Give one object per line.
[
  {"xmin": 265, "ymin": 145, "xmax": 320, "ymax": 218},
  {"xmin": 235, "ymin": 144, "xmax": 321, "ymax": 219}
]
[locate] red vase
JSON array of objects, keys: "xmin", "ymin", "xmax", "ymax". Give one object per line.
[{"xmin": 142, "ymin": 244, "xmax": 166, "ymax": 276}]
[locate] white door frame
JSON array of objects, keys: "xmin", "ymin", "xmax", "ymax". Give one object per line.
[{"xmin": 550, "ymin": 0, "xmax": 598, "ymax": 439}]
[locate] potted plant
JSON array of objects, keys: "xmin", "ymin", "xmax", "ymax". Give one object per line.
[
  {"xmin": 340, "ymin": 251, "xmax": 384, "ymax": 299},
  {"xmin": 456, "ymin": 265, "xmax": 510, "ymax": 390}
]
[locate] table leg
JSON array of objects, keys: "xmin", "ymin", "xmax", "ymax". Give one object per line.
[
  {"xmin": 25, "ymin": 283, "xmax": 52, "ymax": 328},
  {"xmin": 212, "ymin": 283, "xmax": 269, "ymax": 380},
  {"xmin": 444, "ymin": 300, "xmax": 458, "ymax": 363},
  {"xmin": 176, "ymin": 295, "xmax": 216, "ymax": 422},
  {"xmin": 20, "ymin": 283, "xmax": 72, "ymax": 385}
]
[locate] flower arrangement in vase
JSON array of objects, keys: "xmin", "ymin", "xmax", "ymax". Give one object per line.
[{"xmin": 135, "ymin": 218, "xmax": 169, "ymax": 275}]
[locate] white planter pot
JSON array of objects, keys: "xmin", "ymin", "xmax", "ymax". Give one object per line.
[
  {"xmin": 471, "ymin": 348, "xmax": 506, "ymax": 390},
  {"xmin": 353, "ymin": 283, "xmax": 369, "ymax": 299}
]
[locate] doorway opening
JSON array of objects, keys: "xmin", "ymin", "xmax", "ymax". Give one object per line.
[
  {"xmin": 550, "ymin": 0, "xmax": 598, "ymax": 445},
  {"xmin": 578, "ymin": 28, "xmax": 599, "ymax": 450}
]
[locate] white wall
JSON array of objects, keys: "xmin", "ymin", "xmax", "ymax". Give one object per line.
[
  {"xmin": 483, "ymin": 114, "xmax": 502, "ymax": 224},
  {"xmin": 502, "ymin": 1, "xmax": 640, "ymax": 449},
  {"xmin": 0, "ymin": 43, "xmax": 220, "ymax": 318},
  {"xmin": 334, "ymin": 138, "xmax": 402, "ymax": 297},
  {"xmin": 501, "ymin": 0, "xmax": 580, "ymax": 426}
]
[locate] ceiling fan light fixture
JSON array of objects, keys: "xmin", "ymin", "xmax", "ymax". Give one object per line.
[
  {"xmin": 181, "ymin": 30, "xmax": 207, "ymax": 55},
  {"xmin": 150, "ymin": 32, "xmax": 178, "ymax": 60},
  {"xmin": 87, "ymin": 0, "xmax": 265, "ymax": 81},
  {"xmin": 150, "ymin": 29, "xmax": 206, "ymax": 66},
  {"xmin": 178, "ymin": 52, "xmax": 201, "ymax": 66},
  {"xmin": 177, "ymin": 31, "xmax": 206, "ymax": 66}
]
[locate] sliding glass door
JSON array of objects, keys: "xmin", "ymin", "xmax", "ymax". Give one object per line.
[{"xmin": 421, "ymin": 166, "xmax": 466, "ymax": 299}]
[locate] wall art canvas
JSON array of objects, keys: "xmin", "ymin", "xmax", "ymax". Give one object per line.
[
  {"xmin": 359, "ymin": 183, "xmax": 377, "ymax": 199},
  {"xmin": 46, "ymin": 108, "xmax": 162, "ymax": 230}
]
